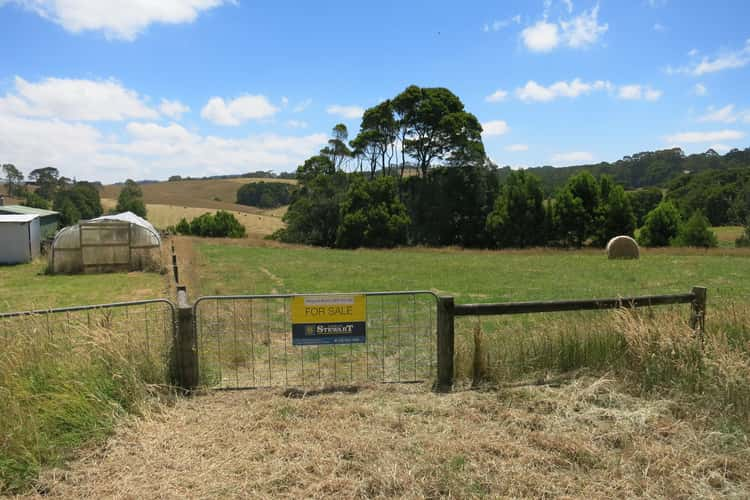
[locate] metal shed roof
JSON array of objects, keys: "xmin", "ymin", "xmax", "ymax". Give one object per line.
[
  {"xmin": 0, "ymin": 214, "xmax": 40, "ymax": 223},
  {"xmin": 0, "ymin": 205, "xmax": 59, "ymax": 217}
]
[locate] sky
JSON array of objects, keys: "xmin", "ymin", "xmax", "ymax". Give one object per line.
[{"xmin": 0, "ymin": 0, "xmax": 749, "ymax": 183}]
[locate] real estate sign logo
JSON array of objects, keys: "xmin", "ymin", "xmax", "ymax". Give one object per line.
[{"xmin": 291, "ymin": 295, "xmax": 366, "ymax": 345}]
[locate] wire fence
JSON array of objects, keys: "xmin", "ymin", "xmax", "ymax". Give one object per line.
[
  {"xmin": 0, "ymin": 299, "xmax": 176, "ymax": 383},
  {"xmin": 193, "ymin": 292, "xmax": 437, "ymax": 389}
]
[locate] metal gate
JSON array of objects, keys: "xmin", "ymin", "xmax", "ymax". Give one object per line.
[{"xmin": 193, "ymin": 291, "xmax": 438, "ymax": 389}]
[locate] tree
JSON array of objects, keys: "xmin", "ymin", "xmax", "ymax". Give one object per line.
[
  {"xmin": 23, "ymin": 191, "xmax": 49, "ymax": 209},
  {"xmin": 2, "ymin": 164, "xmax": 24, "ymax": 196},
  {"xmin": 335, "ymin": 176, "xmax": 409, "ymax": 248},
  {"xmin": 29, "ymin": 167, "xmax": 59, "ymax": 199},
  {"xmin": 627, "ymin": 188, "xmax": 662, "ymax": 227},
  {"xmin": 53, "ymin": 182, "xmax": 103, "ymax": 225},
  {"xmin": 358, "ymin": 101, "xmax": 397, "ymax": 176},
  {"xmin": 674, "ymin": 211, "xmax": 718, "ymax": 248},
  {"xmin": 597, "ymin": 184, "xmax": 636, "ymax": 245},
  {"xmin": 236, "ymin": 182, "xmax": 293, "ymax": 208},
  {"xmin": 394, "ymin": 86, "xmax": 485, "ymax": 177},
  {"xmin": 279, "ymin": 170, "xmax": 349, "ymax": 246},
  {"xmin": 637, "ymin": 201, "xmax": 682, "ymax": 247},
  {"xmin": 116, "ymin": 179, "xmax": 147, "ymax": 217},
  {"xmin": 486, "ymin": 170, "xmax": 547, "ymax": 248},
  {"xmin": 320, "ymin": 124, "xmax": 353, "ymax": 170},
  {"xmin": 552, "ymin": 172, "xmax": 600, "ymax": 247},
  {"xmin": 295, "ymin": 155, "xmax": 334, "ymax": 183}
]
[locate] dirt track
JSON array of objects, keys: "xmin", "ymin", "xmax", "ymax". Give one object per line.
[{"xmin": 29, "ymin": 379, "xmax": 750, "ymax": 498}]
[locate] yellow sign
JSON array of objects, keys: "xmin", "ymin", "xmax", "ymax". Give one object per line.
[{"xmin": 291, "ymin": 294, "xmax": 366, "ymax": 324}]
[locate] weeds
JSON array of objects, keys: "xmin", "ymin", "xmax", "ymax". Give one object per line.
[{"xmin": 0, "ymin": 320, "xmax": 167, "ymax": 494}]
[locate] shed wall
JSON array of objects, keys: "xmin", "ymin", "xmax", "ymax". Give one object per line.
[{"xmin": 0, "ymin": 221, "xmax": 31, "ymax": 263}]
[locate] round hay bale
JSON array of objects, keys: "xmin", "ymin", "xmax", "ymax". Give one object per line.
[{"xmin": 606, "ymin": 235, "xmax": 640, "ymax": 259}]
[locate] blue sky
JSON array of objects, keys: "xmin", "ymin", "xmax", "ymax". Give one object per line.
[{"xmin": 0, "ymin": 0, "xmax": 748, "ymax": 183}]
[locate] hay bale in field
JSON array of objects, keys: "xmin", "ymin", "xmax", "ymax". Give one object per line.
[{"xmin": 606, "ymin": 235, "xmax": 640, "ymax": 259}]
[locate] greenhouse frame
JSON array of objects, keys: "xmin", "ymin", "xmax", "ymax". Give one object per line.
[{"xmin": 49, "ymin": 212, "xmax": 162, "ymax": 274}]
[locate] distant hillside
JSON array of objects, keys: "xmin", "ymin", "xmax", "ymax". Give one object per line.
[
  {"xmin": 100, "ymin": 177, "xmax": 296, "ymax": 214},
  {"xmin": 497, "ymin": 147, "xmax": 750, "ymax": 195}
]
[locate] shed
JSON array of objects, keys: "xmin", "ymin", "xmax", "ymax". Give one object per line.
[
  {"xmin": 0, "ymin": 205, "xmax": 60, "ymax": 239},
  {"xmin": 0, "ymin": 214, "xmax": 41, "ymax": 264},
  {"xmin": 49, "ymin": 212, "xmax": 162, "ymax": 274}
]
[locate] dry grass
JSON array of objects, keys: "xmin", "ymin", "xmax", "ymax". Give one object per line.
[
  {"xmin": 100, "ymin": 177, "xmax": 295, "ymax": 215},
  {"xmin": 28, "ymin": 380, "xmax": 750, "ymax": 498}
]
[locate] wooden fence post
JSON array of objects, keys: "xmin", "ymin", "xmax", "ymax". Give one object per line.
[
  {"xmin": 435, "ymin": 296, "xmax": 455, "ymax": 392},
  {"xmin": 690, "ymin": 286, "xmax": 707, "ymax": 341},
  {"xmin": 174, "ymin": 285, "xmax": 198, "ymax": 392}
]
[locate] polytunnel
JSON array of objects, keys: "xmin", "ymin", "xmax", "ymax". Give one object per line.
[{"xmin": 49, "ymin": 212, "xmax": 162, "ymax": 274}]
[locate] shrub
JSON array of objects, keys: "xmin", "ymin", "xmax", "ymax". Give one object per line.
[
  {"xmin": 116, "ymin": 179, "xmax": 147, "ymax": 217},
  {"xmin": 637, "ymin": 201, "xmax": 682, "ymax": 247},
  {"xmin": 174, "ymin": 211, "xmax": 245, "ymax": 238},
  {"xmin": 673, "ymin": 211, "xmax": 718, "ymax": 248}
]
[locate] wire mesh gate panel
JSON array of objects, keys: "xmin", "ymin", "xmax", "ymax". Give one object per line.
[
  {"xmin": 193, "ymin": 292, "xmax": 437, "ymax": 389},
  {"xmin": 0, "ymin": 299, "xmax": 176, "ymax": 383}
]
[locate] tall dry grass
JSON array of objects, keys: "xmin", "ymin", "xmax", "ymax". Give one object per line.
[
  {"xmin": 0, "ymin": 319, "xmax": 167, "ymax": 494},
  {"xmin": 458, "ymin": 299, "xmax": 750, "ymax": 427}
]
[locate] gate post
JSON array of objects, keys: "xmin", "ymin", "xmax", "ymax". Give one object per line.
[
  {"xmin": 174, "ymin": 285, "xmax": 199, "ymax": 391},
  {"xmin": 690, "ymin": 286, "xmax": 707, "ymax": 342},
  {"xmin": 435, "ymin": 296, "xmax": 455, "ymax": 392}
]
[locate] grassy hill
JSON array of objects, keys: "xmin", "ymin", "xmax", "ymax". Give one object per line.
[{"xmin": 100, "ymin": 177, "xmax": 296, "ymax": 214}]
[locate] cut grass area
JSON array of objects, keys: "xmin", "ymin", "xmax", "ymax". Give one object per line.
[
  {"xmin": 0, "ymin": 259, "xmax": 167, "ymax": 312},
  {"xmin": 194, "ymin": 243, "xmax": 750, "ymax": 301},
  {"xmin": 33, "ymin": 382, "xmax": 750, "ymax": 498}
]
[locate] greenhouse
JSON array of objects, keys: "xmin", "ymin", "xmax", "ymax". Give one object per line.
[{"xmin": 49, "ymin": 212, "xmax": 162, "ymax": 274}]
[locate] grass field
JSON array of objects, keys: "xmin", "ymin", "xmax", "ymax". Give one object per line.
[
  {"xmin": 194, "ymin": 243, "xmax": 750, "ymax": 300},
  {"xmin": 100, "ymin": 177, "xmax": 295, "ymax": 215},
  {"xmin": 714, "ymin": 225, "xmax": 745, "ymax": 247},
  {"xmin": 0, "ymin": 259, "xmax": 168, "ymax": 312},
  {"xmin": 101, "ymin": 199, "xmax": 285, "ymax": 235}
]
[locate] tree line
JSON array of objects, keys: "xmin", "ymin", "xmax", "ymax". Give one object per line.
[{"xmin": 276, "ymin": 85, "xmax": 741, "ymax": 250}]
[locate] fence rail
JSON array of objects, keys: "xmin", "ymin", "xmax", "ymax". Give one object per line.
[{"xmin": 435, "ymin": 286, "xmax": 707, "ymax": 391}]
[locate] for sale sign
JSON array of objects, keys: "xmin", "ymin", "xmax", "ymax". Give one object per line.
[{"xmin": 291, "ymin": 295, "xmax": 366, "ymax": 345}]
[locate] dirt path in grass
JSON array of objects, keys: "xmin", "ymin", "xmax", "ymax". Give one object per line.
[{"xmin": 28, "ymin": 379, "xmax": 750, "ymax": 499}]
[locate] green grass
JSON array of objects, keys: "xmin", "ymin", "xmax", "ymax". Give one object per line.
[
  {"xmin": 0, "ymin": 259, "xmax": 167, "ymax": 312},
  {"xmin": 195, "ymin": 244, "xmax": 750, "ymax": 302}
]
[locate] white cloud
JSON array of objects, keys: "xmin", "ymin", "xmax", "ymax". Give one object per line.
[
  {"xmin": 281, "ymin": 96, "xmax": 289, "ymax": 106},
  {"xmin": 522, "ymin": 4, "xmax": 607, "ymax": 52},
  {"xmin": 200, "ymin": 95, "xmax": 279, "ymax": 126},
  {"xmin": 665, "ymin": 129, "xmax": 744, "ymax": 144},
  {"xmin": 693, "ymin": 83, "xmax": 707, "ymax": 96},
  {"xmin": 709, "ymin": 144, "xmax": 730, "ymax": 153},
  {"xmin": 559, "ymin": 4, "xmax": 608, "ymax": 48},
  {"xmin": 669, "ymin": 40, "xmax": 750, "ymax": 76},
  {"xmin": 481, "ymin": 120, "xmax": 510, "ymax": 136},
  {"xmin": 286, "ymin": 120, "xmax": 308, "ymax": 129},
  {"xmin": 687, "ymin": 48, "xmax": 699, "ymax": 57},
  {"xmin": 697, "ymin": 105, "xmax": 750, "ymax": 124},
  {"xmin": 7, "ymin": 0, "xmax": 230, "ymax": 41},
  {"xmin": 563, "ymin": 0, "xmax": 573, "ymax": 14},
  {"xmin": 159, "ymin": 99, "xmax": 190, "ymax": 120},
  {"xmin": 521, "ymin": 21, "xmax": 559, "ymax": 52},
  {"xmin": 552, "ymin": 151, "xmax": 594, "ymax": 164},
  {"xmin": 326, "ymin": 104, "xmax": 364, "ymax": 120},
  {"xmin": 505, "ymin": 143, "xmax": 529, "ymax": 152},
  {"xmin": 0, "ymin": 76, "xmax": 158, "ymax": 121},
  {"xmin": 482, "ymin": 14, "xmax": 521, "ymax": 32},
  {"xmin": 617, "ymin": 84, "xmax": 662, "ymax": 101},
  {"xmin": 293, "ymin": 98, "xmax": 312, "ymax": 113},
  {"xmin": 485, "ymin": 89, "xmax": 508, "ymax": 103},
  {"xmin": 653, "ymin": 23, "xmax": 666, "ymax": 32},
  {"xmin": 516, "ymin": 78, "xmax": 611, "ymax": 102}
]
